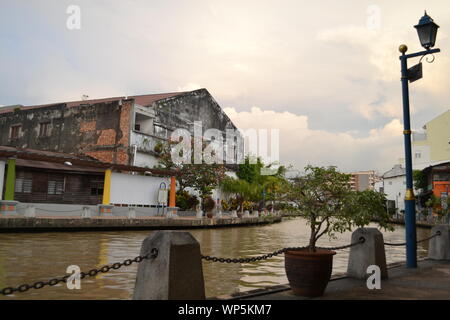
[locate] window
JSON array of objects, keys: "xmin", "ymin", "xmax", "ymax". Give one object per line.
[
  {"xmin": 48, "ymin": 179, "xmax": 65, "ymax": 195},
  {"xmin": 10, "ymin": 125, "xmax": 21, "ymax": 139},
  {"xmin": 90, "ymin": 181, "xmax": 104, "ymax": 196},
  {"xmin": 91, "ymin": 187, "xmax": 104, "ymax": 196},
  {"xmin": 415, "ymin": 152, "xmax": 421, "ymax": 159},
  {"xmin": 15, "ymin": 178, "xmax": 32, "ymax": 193},
  {"xmin": 39, "ymin": 122, "xmax": 50, "ymax": 137},
  {"xmin": 134, "ymin": 124, "xmax": 141, "ymax": 132}
]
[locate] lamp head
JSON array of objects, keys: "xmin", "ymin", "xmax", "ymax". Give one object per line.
[{"xmin": 414, "ymin": 11, "xmax": 439, "ymax": 50}]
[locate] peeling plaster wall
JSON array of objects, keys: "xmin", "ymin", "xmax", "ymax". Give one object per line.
[
  {"xmin": 153, "ymin": 89, "xmax": 237, "ymax": 134},
  {"xmin": 131, "ymin": 89, "xmax": 243, "ymax": 168},
  {"xmin": 0, "ymin": 99, "xmax": 133, "ymax": 165}
]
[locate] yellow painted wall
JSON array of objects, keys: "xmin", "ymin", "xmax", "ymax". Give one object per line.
[{"xmin": 427, "ymin": 110, "xmax": 450, "ymax": 162}]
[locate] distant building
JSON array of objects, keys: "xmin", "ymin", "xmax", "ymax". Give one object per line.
[
  {"xmin": 348, "ymin": 170, "xmax": 380, "ymax": 191},
  {"xmin": 379, "ymin": 164, "xmax": 407, "ymax": 212},
  {"xmin": 412, "ymin": 109, "xmax": 450, "ymax": 170}
]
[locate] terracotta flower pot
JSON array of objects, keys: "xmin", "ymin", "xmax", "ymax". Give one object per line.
[
  {"xmin": 206, "ymin": 212, "xmax": 213, "ymax": 218},
  {"xmin": 284, "ymin": 248, "xmax": 336, "ymax": 297}
]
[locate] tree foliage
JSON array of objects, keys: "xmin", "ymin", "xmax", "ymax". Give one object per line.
[
  {"xmin": 155, "ymin": 138, "xmax": 226, "ymax": 208},
  {"xmin": 283, "ymin": 165, "xmax": 392, "ymax": 250},
  {"xmin": 220, "ymin": 156, "xmax": 287, "ymax": 212},
  {"xmin": 413, "ymin": 170, "xmax": 427, "ymax": 190}
]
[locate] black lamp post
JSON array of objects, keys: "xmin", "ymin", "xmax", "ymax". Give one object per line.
[{"xmin": 399, "ymin": 11, "xmax": 440, "ymax": 268}]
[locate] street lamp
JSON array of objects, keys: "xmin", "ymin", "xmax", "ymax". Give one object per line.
[
  {"xmin": 414, "ymin": 11, "xmax": 439, "ymax": 50},
  {"xmin": 399, "ymin": 11, "xmax": 441, "ymax": 268}
]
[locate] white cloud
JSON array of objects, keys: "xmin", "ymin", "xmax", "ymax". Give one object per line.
[
  {"xmin": 224, "ymin": 106, "xmax": 403, "ymax": 173},
  {"xmin": 176, "ymin": 83, "xmax": 203, "ymax": 92}
]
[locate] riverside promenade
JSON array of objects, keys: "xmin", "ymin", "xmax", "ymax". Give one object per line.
[
  {"xmin": 0, "ymin": 215, "xmax": 282, "ymax": 232},
  {"xmin": 215, "ymin": 259, "xmax": 450, "ymax": 300}
]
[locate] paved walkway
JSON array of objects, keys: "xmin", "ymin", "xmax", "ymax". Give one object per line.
[{"xmin": 226, "ymin": 260, "xmax": 450, "ymax": 300}]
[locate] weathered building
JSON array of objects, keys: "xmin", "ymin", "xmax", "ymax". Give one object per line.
[{"xmin": 0, "ymin": 89, "xmax": 242, "ymax": 169}]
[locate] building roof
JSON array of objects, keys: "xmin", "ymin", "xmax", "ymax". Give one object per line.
[
  {"xmin": 383, "ymin": 164, "xmax": 405, "ymax": 179},
  {"xmin": 425, "ymin": 109, "xmax": 450, "ymax": 127},
  {"xmin": 0, "ymin": 146, "xmax": 177, "ymax": 176},
  {"xmin": 422, "ymin": 161, "xmax": 450, "ymax": 174},
  {"xmin": 15, "ymin": 159, "xmax": 105, "ymax": 173},
  {"xmin": 0, "ymin": 91, "xmax": 189, "ymax": 114}
]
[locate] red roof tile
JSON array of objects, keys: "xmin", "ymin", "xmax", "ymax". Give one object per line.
[{"xmin": 0, "ymin": 91, "xmax": 188, "ymax": 114}]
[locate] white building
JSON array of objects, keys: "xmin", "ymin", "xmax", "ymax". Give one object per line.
[{"xmin": 379, "ymin": 164, "xmax": 407, "ymax": 212}]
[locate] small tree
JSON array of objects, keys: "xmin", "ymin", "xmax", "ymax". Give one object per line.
[
  {"xmin": 284, "ymin": 165, "xmax": 392, "ymax": 250},
  {"xmin": 413, "ymin": 170, "xmax": 427, "ymax": 191},
  {"xmin": 347, "ymin": 190, "xmax": 393, "ymax": 231},
  {"xmin": 155, "ymin": 139, "xmax": 226, "ymax": 201}
]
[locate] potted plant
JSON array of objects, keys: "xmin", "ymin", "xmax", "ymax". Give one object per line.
[
  {"xmin": 283, "ymin": 165, "xmax": 391, "ymax": 297},
  {"xmin": 203, "ymin": 196, "xmax": 215, "ymax": 218}
]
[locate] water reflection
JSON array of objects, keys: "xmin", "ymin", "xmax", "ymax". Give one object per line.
[{"xmin": 0, "ymin": 218, "xmax": 430, "ymax": 299}]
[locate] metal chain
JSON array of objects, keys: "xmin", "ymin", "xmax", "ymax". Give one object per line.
[
  {"xmin": 201, "ymin": 246, "xmax": 307, "ymax": 263},
  {"xmin": 201, "ymin": 237, "xmax": 365, "ymax": 263},
  {"xmin": 316, "ymin": 237, "xmax": 366, "ymax": 251},
  {"xmin": 384, "ymin": 231, "xmax": 441, "ymax": 246},
  {"xmin": 1, "ymin": 248, "xmax": 158, "ymax": 296}
]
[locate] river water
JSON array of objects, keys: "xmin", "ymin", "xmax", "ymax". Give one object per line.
[{"xmin": 0, "ymin": 217, "xmax": 430, "ymax": 300}]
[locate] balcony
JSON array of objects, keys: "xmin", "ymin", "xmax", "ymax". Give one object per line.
[{"xmin": 130, "ymin": 131, "xmax": 166, "ymax": 154}]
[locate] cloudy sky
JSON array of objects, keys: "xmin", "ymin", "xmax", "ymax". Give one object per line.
[{"xmin": 1, "ymin": 1, "xmax": 449, "ymax": 174}]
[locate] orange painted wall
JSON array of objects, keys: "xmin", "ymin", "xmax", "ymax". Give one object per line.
[{"xmin": 433, "ymin": 181, "xmax": 450, "ymax": 197}]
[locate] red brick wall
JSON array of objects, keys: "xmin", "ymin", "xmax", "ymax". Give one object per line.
[{"xmin": 77, "ymin": 99, "xmax": 133, "ymax": 165}]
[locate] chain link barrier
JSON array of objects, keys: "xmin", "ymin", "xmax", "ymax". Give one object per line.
[
  {"xmin": 1, "ymin": 248, "xmax": 158, "ymax": 296},
  {"xmin": 201, "ymin": 237, "xmax": 366, "ymax": 263},
  {"xmin": 384, "ymin": 231, "xmax": 441, "ymax": 246}
]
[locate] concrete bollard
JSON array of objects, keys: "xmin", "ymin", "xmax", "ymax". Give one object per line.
[
  {"xmin": 244, "ymin": 210, "xmax": 250, "ymax": 218},
  {"xmin": 24, "ymin": 205, "xmax": 36, "ymax": 218},
  {"xmin": 347, "ymin": 228, "xmax": 388, "ymax": 279},
  {"xmin": 252, "ymin": 210, "xmax": 259, "ymax": 217},
  {"xmin": 166, "ymin": 206, "xmax": 179, "ymax": 219},
  {"xmin": 133, "ymin": 231, "xmax": 205, "ymax": 300},
  {"xmin": 215, "ymin": 209, "xmax": 222, "ymax": 218},
  {"xmin": 231, "ymin": 210, "xmax": 238, "ymax": 218},
  {"xmin": 81, "ymin": 207, "xmax": 91, "ymax": 219},
  {"xmin": 428, "ymin": 225, "xmax": 450, "ymax": 260},
  {"xmin": 196, "ymin": 209, "xmax": 203, "ymax": 219},
  {"xmin": 128, "ymin": 207, "xmax": 136, "ymax": 219}
]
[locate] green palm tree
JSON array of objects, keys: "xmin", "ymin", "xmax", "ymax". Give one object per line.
[{"xmin": 220, "ymin": 177, "xmax": 261, "ymax": 213}]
